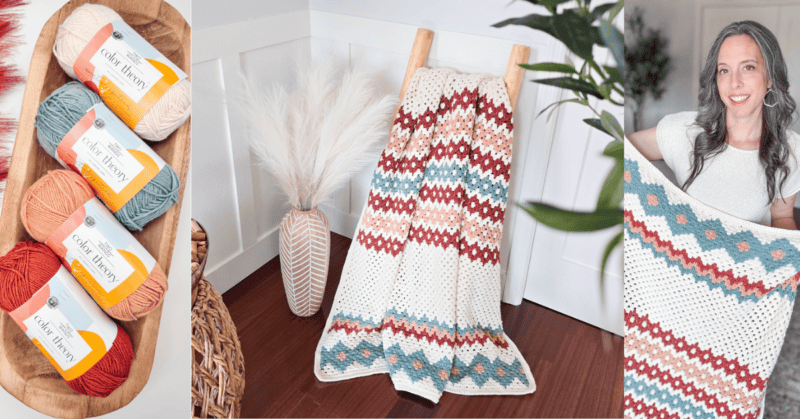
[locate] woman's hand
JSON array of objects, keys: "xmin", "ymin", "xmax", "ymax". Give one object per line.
[
  {"xmin": 771, "ymin": 193, "xmax": 798, "ymax": 230},
  {"xmin": 626, "ymin": 126, "xmax": 663, "ymax": 161}
]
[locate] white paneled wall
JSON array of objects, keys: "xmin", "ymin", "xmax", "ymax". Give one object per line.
[
  {"xmin": 193, "ymin": 2, "xmax": 624, "ymax": 334},
  {"xmin": 192, "ymin": 11, "xmax": 311, "ymax": 293}
]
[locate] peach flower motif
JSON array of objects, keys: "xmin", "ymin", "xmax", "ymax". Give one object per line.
[
  {"xmin": 474, "ymin": 363, "xmax": 485, "ymax": 374},
  {"xmin": 647, "ymin": 194, "xmax": 659, "ymax": 206},
  {"xmin": 737, "ymin": 241, "xmax": 750, "ymax": 252}
]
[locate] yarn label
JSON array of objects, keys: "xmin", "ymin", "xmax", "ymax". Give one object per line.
[
  {"xmin": 46, "ymin": 198, "xmax": 157, "ymax": 309},
  {"xmin": 9, "ymin": 265, "xmax": 118, "ymax": 381},
  {"xmin": 56, "ymin": 103, "xmax": 166, "ymax": 212},
  {"xmin": 73, "ymin": 20, "xmax": 188, "ymax": 128}
]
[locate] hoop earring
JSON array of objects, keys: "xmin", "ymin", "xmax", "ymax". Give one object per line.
[{"xmin": 764, "ymin": 87, "xmax": 778, "ymax": 108}]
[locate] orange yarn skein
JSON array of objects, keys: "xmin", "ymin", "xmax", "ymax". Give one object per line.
[
  {"xmin": 20, "ymin": 170, "xmax": 168, "ymax": 321},
  {"xmin": 0, "ymin": 241, "xmax": 133, "ymax": 397}
]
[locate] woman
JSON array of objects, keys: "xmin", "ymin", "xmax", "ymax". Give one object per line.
[{"xmin": 627, "ymin": 20, "xmax": 800, "ymax": 229}]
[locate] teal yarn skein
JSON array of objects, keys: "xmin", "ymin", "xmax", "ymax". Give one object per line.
[{"xmin": 35, "ymin": 82, "xmax": 180, "ymax": 231}]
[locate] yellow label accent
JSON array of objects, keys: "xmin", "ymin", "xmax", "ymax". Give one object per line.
[
  {"xmin": 79, "ymin": 149, "xmax": 159, "ymax": 213},
  {"xmin": 97, "ymin": 59, "xmax": 180, "ymax": 129},
  {"xmin": 32, "ymin": 331, "xmax": 107, "ymax": 381},
  {"xmin": 71, "ymin": 254, "xmax": 149, "ymax": 310},
  {"xmin": 98, "ymin": 76, "xmax": 147, "ymax": 129}
]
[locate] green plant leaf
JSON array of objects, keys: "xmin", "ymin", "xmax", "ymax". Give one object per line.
[
  {"xmin": 533, "ymin": 77, "xmax": 603, "ymax": 98},
  {"xmin": 602, "ymin": 66, "xmax": 623, "ymax": 85},
  {"xmin": 600, "ymin": 111, "xmax": 624, "ymax": 141},
  {"xmin": 493, "ymin": 14, "xmax": 555, "ymax": 38},
  {"xmin": 596, "ymin": 158, "xmax": 623, "ymax": 209},
  {"xmin": 600, "ymin": 19, "xmax": 625, "ymax": 77},
  {"xmin": 609, "ymin": 0, "xmax": 624, "ymax": 20},
  {"xmin": 602, "ymin": 139, "xmax": 623, "ymax": 159},
  {"xmin": 530, "ymin": 0, "xmax": 573, "ymax": 9},
  {"xmin": 520, "ymin": 63, "xmax": 577, "ymax": 74},
  {"xmin": 589, "ymin": 3, "xmax": 615, "ymax": 21},
  {"xmin": 583, "ymin": 118, "xmax": 611, "ymax": 136},
  {"xmin": 597, "ymin": 84, "xmax": 612, "ymax": 100},
  {"xmin": 536, "ymin": 98, "xmax": 584, "ymax": 118},
  {"xmin": 600, "ymin": 230, "xmax": 623, "ymax": 283},
  {"xmin": 587, "ymin": 59, "xmax": 604, "ymax": 78},
  {"xmin": 552, "ymin": 10, "xmax": 596, "ymax": 60},
  {"xmin": 518, "ymin": 202, "xmax": 622, "ymax": 232}
]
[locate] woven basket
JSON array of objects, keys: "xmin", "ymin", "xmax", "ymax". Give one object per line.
[{"xmin": 191, "ymin": 220, "xmax": 245, "ymax": 418}]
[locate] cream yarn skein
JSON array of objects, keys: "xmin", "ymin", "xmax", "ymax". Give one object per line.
[{"xmin": 53, "ymin": 4, "xmax": 191, "ymax": 141}]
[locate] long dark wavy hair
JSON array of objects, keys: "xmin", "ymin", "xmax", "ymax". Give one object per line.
[{"xmin": 687, "ymin": 20, "xmax": 797, "ymax": 203}]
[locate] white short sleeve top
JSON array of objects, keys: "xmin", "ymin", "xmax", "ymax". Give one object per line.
[{"xmin": 656, "ymin": 111, "xmax": 800, "ymax": 225}]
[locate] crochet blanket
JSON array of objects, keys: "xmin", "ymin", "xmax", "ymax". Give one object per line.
[
  {"xmin": 623, "ymin": 140, "xmax": 800, "ymax": 419},
  {"xmin": 314, "ymin": 67, "xmax": 535, "ymax": 403}
]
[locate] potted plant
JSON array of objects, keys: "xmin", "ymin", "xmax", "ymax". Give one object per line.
[{"xmin": 494, "ymin": 0, "xmax": 625, "ymax": 282}]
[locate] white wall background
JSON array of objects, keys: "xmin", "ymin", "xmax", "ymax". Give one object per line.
[
  {"xmin": 625, "ymin": 0, "xmax": 800, "ymax": 134},
  {"xmin": 193, "ymin": 0, "xmax": 624, "ymax": 334}
]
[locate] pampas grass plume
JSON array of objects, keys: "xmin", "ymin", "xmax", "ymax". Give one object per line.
[{"xmin": 237, "ymin": 57, "xmax": 397, "ymax": 210}]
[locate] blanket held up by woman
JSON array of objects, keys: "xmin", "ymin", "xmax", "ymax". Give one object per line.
[
  {"xmin": 314, "ymin": 67, "xmax": 535, "ymax": 403},
  {"xmin": 624, "ymin": 139, "xmax": 800, "ymax": 418}
]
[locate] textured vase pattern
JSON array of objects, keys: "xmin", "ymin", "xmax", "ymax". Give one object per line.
[
  {"xmin": 279, "ymin": 207, "xmax": 330, "ymax": 317},
  {"xmin": 623, "ymin": 140, "xmax": 800, "ymax": 419}
]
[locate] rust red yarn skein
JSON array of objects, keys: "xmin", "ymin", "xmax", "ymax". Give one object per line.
[
  {"xmin": 0, "ymin": 241, "xmax": 133, "ymax": 397},
  {"xmin": 19, "ymin": 170, "xmax": 168, "ymax": 321}
]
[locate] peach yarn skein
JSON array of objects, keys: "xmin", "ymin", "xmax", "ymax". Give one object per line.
[
  {"xmin": 52, "ymin": 3, "xmax": 191, "ymax": 141},
  {"xmin": 20, "ymin": 170, "xmax": 168, "ymax": 321}
]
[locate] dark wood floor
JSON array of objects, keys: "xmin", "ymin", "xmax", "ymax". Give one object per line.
[{"xmin": 222, "ymin": 233, "xmax": 624, "ymax": 418}]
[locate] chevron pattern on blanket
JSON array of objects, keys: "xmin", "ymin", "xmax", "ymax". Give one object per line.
[{"xmin": 623, "ymin": 140, "xmax": 800, "ymax": 419}]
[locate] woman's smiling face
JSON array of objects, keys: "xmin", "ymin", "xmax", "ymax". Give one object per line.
[{"xmin": 716, "ymin": 34, "xmax": 772, "ymax": 120}]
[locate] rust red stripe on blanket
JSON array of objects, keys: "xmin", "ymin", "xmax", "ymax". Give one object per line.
[
  {"xmin": 326, "ymin": 315, "xmax": 509, "ymax": 349},
  {"xmin": 625, "ymin": 308, "xmax": 765, "ymax": 392},
  {"xmin": 625, "ymin": 210, "xmax": 800, "ymax": 297}
]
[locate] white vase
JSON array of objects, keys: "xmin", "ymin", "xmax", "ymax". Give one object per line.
[{"xmin": 279, "ymin": 207, "xmax": 330, "ymax": 316}]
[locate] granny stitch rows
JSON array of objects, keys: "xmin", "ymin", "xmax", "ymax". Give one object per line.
[
  {"xmin": 314, "ymin": 67, "xmax": 535, "ymax": 402},
  {"xmin": 624, "ymin": 140, "xmax": 800, "ymax": 418}
]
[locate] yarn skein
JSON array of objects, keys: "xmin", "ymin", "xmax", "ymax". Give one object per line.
[
  {"xmin": 53, "ymin": 4, "xmax": 191, "ymax": 141},
  {"xmin": 0, "ymin": 241, "xmax": 133, "ymax": 398},
  {"xmin": 19, "ymin": 170, "xmax": 168, "ymax": 321},
  {"xmin": 35, "ymin": 82, "xmax": 181, "ymax": 231}
]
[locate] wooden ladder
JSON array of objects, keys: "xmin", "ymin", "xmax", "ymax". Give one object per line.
[{"xmin": 397, "ymin": 28, "xmax": 531, "ymax": 110}]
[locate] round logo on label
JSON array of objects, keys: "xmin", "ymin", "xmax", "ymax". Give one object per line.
[
  {"xmin": 47, "ymin": 296, "xmax": 59, "ymax": 309},
  {"xmin": 112, "ymin": 30, "xmax": 123, "ymax": 41},
  {"xmin": 84, "ymin": 216, "xmax": 95, "ymax": 228},
  {"xmin": 94, "ymin": 118, "xmax": 105, "ymax": 129}
]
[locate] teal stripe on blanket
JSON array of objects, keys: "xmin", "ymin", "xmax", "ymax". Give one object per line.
[
  {"xmin": 625, "ymin": 158, "xmax": 800, "ymax": 272},
  {"xmin": 624, "ymin": 225, "xmax": 797, "ymax": 302},
  {"xmin": 625, "ymin": 374, "xmax": 716, "ymax": 419}
]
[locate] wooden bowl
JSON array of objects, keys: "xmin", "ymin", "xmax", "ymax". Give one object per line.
[{"xmin": 0, "ymin": 0, "xmax": 190, "ymax": 417}]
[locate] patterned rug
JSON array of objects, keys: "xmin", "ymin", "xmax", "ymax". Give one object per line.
[
  {"xmin": 314, "ymin": 67, "xmax": 535, "ymax": 403},
  {"xmin": 623, "ymin": 139, "xmax": 800, "ymax": 418}
]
